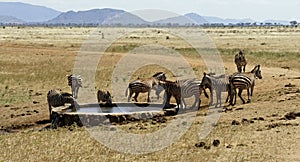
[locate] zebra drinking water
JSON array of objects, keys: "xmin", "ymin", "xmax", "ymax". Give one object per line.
[
  {"xmin": 47, "ymin": 89, "xmax": 79, "ymax": 121},
  {"xmin": 97, "ymin": 89, "xmax": 112, "ymax": 104}
]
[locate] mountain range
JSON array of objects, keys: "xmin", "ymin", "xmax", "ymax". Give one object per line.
[{"xmin": 0, "ymin": 2, "xmax": 291, "ymax": 25}]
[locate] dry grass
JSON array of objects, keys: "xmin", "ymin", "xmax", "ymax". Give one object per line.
[{"xmin": 0, "ymin": 26, "xmax": 300, "ymax": 161}]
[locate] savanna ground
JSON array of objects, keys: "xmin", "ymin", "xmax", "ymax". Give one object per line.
[{"xmin": 0, "ymin": 26, "xmax": 299, "ymax": 161}]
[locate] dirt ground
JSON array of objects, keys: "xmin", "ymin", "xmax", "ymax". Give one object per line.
[{"xmin": 0, "ymin": 26, "xmax": 299, "ymax": 161}]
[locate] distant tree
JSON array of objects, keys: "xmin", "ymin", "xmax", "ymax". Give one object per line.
[{"xmin": 290, "ymin": 21, "xmax": 297, "ymax": 26}]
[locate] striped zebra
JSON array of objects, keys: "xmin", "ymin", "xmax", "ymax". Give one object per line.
[
  {"xmin": 47, "ymin": 89, "xmax": 79, "ymax": 121},
  {"xmin": 200, "ymin": 73, "xmax": 231, "ymax": 107},
  {"xmin": 125, "ymin": 72, "xmax": 166, "ymax": 102},
  {"xmin": 97, "ymin": 89, "xmax": 112, "ymax": 104},
  {"xmin": 229, "ymin": 65, "xmax": 262, "ymax": 105},
  {"xmin": 234, "ymin": 49, "xmax": 247, "ymax": 73},
  {"xmin": 159, "ymin": 78, "xmax": 208, "ymax": 110},
  {"xmin": 158, "ymin": 80, "xmax": 181, "ymax": 110},
  {"xmin": 67, "ymin": 74, "xmax": 82, "ymax": 99}
]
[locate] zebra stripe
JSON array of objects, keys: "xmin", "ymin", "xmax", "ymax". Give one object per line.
[
  {"xmin": 125, "ymin": 72, "xmax": 166, "ymax": 102},
  {"xmin": 201, "ymin": 73, "xmax": 230, "ymax": 107},
  {"xmin": 160, "ymin": 78, "xmax": 206, "ymax": 110},
  {"xmin": 234, "ymin": 50, "xmax": 247, "ymax": 73},
  {"xmin": 47, "ymin": 89, "xmax": 78, "ymax": 121},
  {"xmin": 97, "ymin": 89, "xmax": 112, "ymax": 104},
  {"xmin": 230, "ymin": 65, "xmax": 262, "ymax": 105},
  {"xmin": 67, "ymin": 74, "xmax": 82, "ymax": 99},
  {"xmin": 158, "ymin": 80, "xmax": 181, "ymax": 110}
]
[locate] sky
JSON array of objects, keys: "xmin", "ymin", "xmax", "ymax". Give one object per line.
[{"xmin": 2, "ymin": 0, "xmax": 300, "ymax": 21}]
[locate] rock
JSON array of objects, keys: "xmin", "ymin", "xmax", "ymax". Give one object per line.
[
  {"xmin": 33, "ymin": 101, "xmax": 39, "ymax": 104},
  {"xmin": 204, "ymin": 145, "xmax": 211, "ymax": 150},
  {"xmin": 195, "ymin": 142, "xmax": 206, "ymax": 148},
  {"xmin": 284, "ymin": 112, "xmax": 300, "ymax": 120},
  {"xmin": 237, "ymin": 143, "xmax": 247, "ymax": 147},
  {"xmin": 284, "ymin": 83, "xmax": 295, "ymax": 87},
  {"xmin": 226, "ymin": 144, "xmax": 233, "ymax": 148},
  {"xmin": 241, "ymin": 118, "xmax": 249, "ymax": 123},
  {"xmin": 212, "ymin": 139, "xmax": 220, "ymax": 147},
  {"xmin": 232, "ymin": 120, "xmax": 240, "ymax": 125}
]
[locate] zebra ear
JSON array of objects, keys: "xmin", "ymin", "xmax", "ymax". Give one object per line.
[
  {"xmin": 107, "ymin": 91, "xmax": 111, "ymax": 96},
  {"xmin": 203, "ymin": 72, "xmax": 206, "ymax": 76}
]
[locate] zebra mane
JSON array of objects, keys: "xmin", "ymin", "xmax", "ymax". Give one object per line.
[
  {"xmin": 152, "ymin": 72, "xmax": 165, "ymax": 78},
  {"xmin": 250, "ymin": 64, "xmax": 260, "ymax": 73}
]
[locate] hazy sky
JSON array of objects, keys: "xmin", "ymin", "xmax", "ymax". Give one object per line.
[{"xmin": 3, "ymin": 0, "xmax": 300, "ymax": 21}]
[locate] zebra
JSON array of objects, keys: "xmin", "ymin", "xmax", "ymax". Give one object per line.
[
  {"xmin": 97, "ymin": 89, "xmax": 112, "ymax": 104},
  {"xmin": 158, "ymin": 80, "xmax": 181, "ymax": 110},
  {"xmin": 47, "ymin": 89, "xmax": 79, "ymax": 121},
  {"xmin": 159, "ymin": 78, "xmax": 208, "ymax": 110},
  {"xmin": 125, "ymin": 72, "xmax": 166, "ymax": 102},
  {"xmin": 229, "ymin": 64, "xmax": 262, "ymax": 105},
  {"xmin": 67, "ymin": 74, "xmax": 82, "ymax": 99},
  {"xmin": 234, "ymin": 49, "xmax": 247, "ymax": 73},
  {"xmin": 200, "ymin": 73, "xmax": 231, "ymax": 107}
]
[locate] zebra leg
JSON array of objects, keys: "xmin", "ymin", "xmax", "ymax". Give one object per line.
[
  {"xmin": 182, "ymin": 98, "xmax": 186, "ymax": 109},
  {"xmin": 72, "ymin": 86, "xmax": 75, "ymax": 98},
  {"xmin": 175, "ymin": 97, "xmax": 181, "ymax": 109},
  {"xmin": 133, "ymin": 92, "xmax": 139, "ymax": 102},
  {"xmin": 233, "ymin": 89, "xmax": 237, "ymax": 105},
  {"xmin": 193, "ymin": 95, "xmax": 200, "ymax": 109},
  {"xmin": 147, "ymin": 90, "xmax": 151, "ymax": 102},
  {"xmin": 215, "ymin": 91, "xmax": 221, "ymax": 108},
  {"xmin": 238, "ymin": 66, "xmax": 242, "ymax": 73},
  {"xmin": 163, "ymin": 93, "xmax": 171, "ymax": 108},
  {"xmin": 198, "ymin": 97, "xmax": 201, "ymax": 110},
  {"xmin": 75, "ymin": 87, "xmax": 79, "ymax": 99},
  {"xmin": 209, "ymin": 88, "xmax": 214, "ymax": 106},
  {"xmin": 127, "ymin": 89, "xmax": 133, "ymax": 102},
  {"xmin": 48, "ymin": 102, "xmax": 52, "ymax": 121},
  {"xmin": 247, "ymin": 88, "xmax": 252, "ymax": 103},
  {"xmin": 238, "ymin": 89, "xmax": 246, "ymax": 104}
]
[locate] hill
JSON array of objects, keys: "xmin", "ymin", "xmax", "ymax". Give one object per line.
[
  {"xmin": 0, "ymin": 2, "xmax": 61, "ymax": 22},
  {"xmin": 47, "ymin": 8, "xmax": 148, "ymax": 25}
]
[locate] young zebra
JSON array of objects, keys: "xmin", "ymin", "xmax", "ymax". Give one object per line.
[
  {"xmin": 47, "ymin": 89, "xmax": 79, "ymax": 121},
  {"xmin": 158, "ymin": 80, "xmax": 181, "ymax": 110},
  {"xmin": 200, "ymin": 73, "xmax": 231, "ymax": 107},
  {"xmin": 234, "ymin": 49, "xmax": 247, "ymax": 73},
  {"xmin": 67, "ymin": 74, "xmax": 82, "ymax": 99},
  {"xmin": 159, "ymin": 78, "xmax": 207, "ymax": 110},
  {"xmin": 125, "ymin": 72, "xmax": 166, "ymax": 102},
  {"xmin": 229, "ymin": 65, "xmax": 262, "ymax": 105},
  {"xmin": 97, "ymin": 89, "xmax": 112, "ymax": 104}
]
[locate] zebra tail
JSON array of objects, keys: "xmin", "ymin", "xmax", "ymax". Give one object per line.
[{"xmin": 125, "ymin": 87, "xmax": 129, "ymax": 97}]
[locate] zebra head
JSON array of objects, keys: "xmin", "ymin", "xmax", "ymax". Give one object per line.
[
  {"xmin": 200, "ymin": 72, "xmax": 212, "ymax": 89},
  {"xmin": 251, "ymin": 65, "xmax": 262, "ymax": 79},
  {"xmin": 104, "ymin": 91, "xmax": 112, "ymax": 104},
  {"xmin": 235, "ymin": 49, "xmax": 246, "ymax": 61},
  {"xmin": 152, "ymin": 72, "xmax": 166, "ymax": 81}
]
